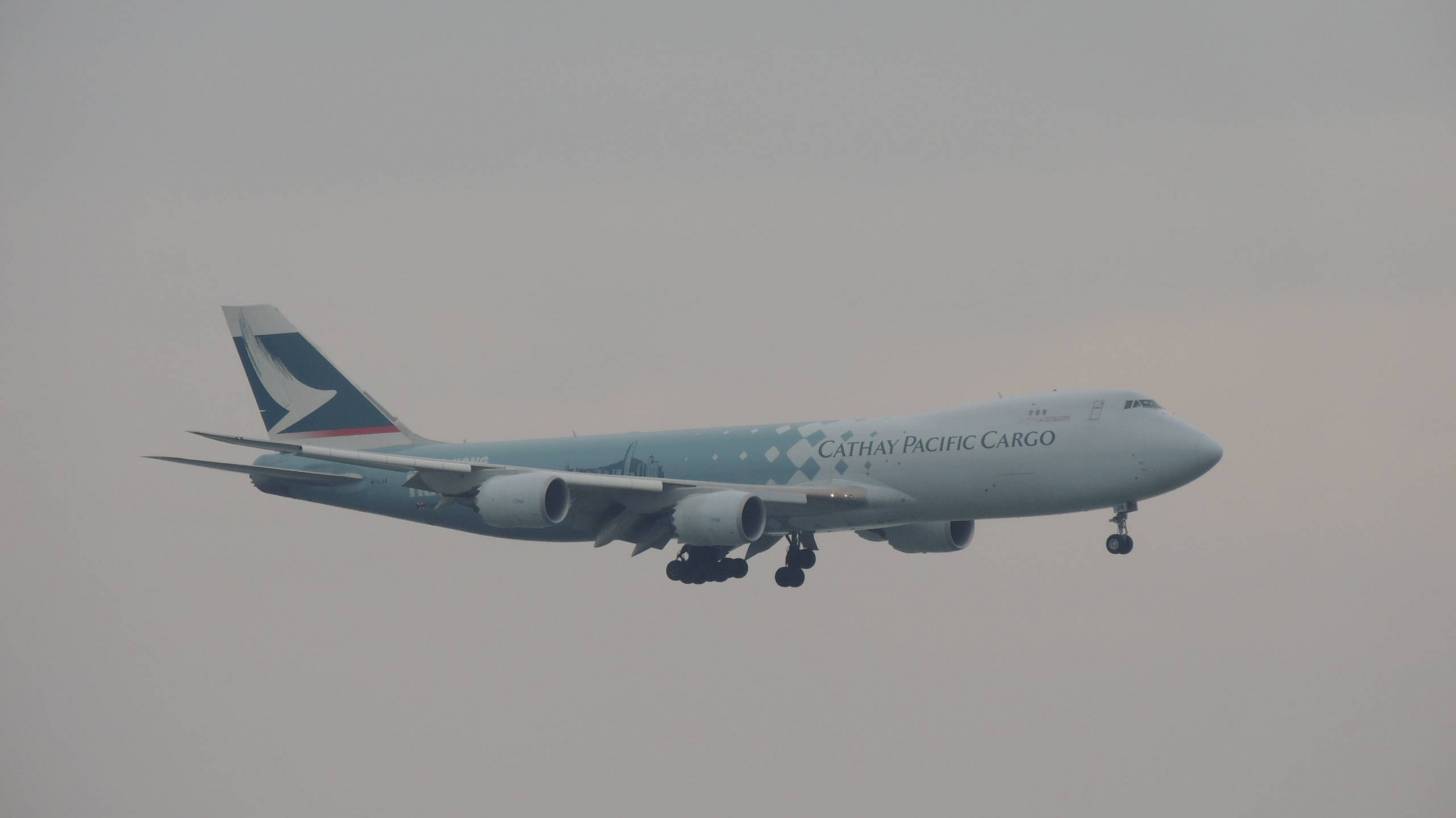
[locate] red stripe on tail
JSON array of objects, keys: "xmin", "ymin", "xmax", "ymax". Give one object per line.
[{"xmin": 296, "ymin": 425, "xmax": 400, "ymax": 438}]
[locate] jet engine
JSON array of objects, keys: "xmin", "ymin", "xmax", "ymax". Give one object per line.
[
  {"xmin": 858, "ymin": 520, "xmax": 974, "ymax": 553},
  {"xmin": 476, "ymin": 473, "xmax": 571, "ymax": 528},
  {"xmin": 672, "ymin": 491, "xmax": 767, "ymax": 547}
]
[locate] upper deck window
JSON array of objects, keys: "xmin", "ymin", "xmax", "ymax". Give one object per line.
[{"xmin": 1123, "ymin": 399, "xmax": 1162, "ymax": 409}]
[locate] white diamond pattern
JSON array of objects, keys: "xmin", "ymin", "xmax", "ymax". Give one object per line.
[{"xmin": 786, "ymin": 439, "xmax": 812, "ymax": 468}]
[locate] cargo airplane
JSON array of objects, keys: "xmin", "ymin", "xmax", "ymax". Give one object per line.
[{"xmin": 151, "ymin": 305, "xmax": 1223, "ymax": 588}]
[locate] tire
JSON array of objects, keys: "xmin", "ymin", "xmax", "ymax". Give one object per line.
[
  {"xmin": 774, "ymin": 566, "xmax": 795, "ymax": 587},
  {"xmin": 1119, "ymin": 534, "xmax": 1134, "ymax": 554},
  {"xmin": 731, "ymin": 559, "xmax": 749, "ymax": 579},
  {"xmin": 666, "ymin": 561, "xmax": 684, "ymax": 581},
  {"xmin": 1106, "ymin": 535, "xmax": 1123, "ymax": 554},
  {"xmin": 788, "ymin": 550, "xmax": 816, "ymax": 570}
]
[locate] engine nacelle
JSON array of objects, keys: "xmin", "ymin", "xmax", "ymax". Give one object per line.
[
  {"xmin": 673, "ymin": 491, "xmax": 767, "ymax": 547},
  {"xmin": 859, "ymin": 520, "xmax": 974, "ymax": 553},
  {"xmin": 476, "ymin": 473, "xmax": 571, "ymax": 529}
]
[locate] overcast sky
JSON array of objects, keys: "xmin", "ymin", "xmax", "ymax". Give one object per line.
[{"xmin": 3, "ymin": 2, "xmax": 1454, "ymax": 816}]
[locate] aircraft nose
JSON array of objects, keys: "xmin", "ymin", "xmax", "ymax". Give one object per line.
[{"xmin": 1185, "ymin": 428, "xmax": 1223, "ymax": 477}]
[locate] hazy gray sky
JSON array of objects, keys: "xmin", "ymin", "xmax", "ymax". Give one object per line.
[{"xmin": 3, "ymin": 2, "xmax": 1454, "ymax": 816}]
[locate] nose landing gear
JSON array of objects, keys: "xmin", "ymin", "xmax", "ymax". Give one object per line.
[
  {"xmin": 1106, "ymin": 502, "xmax": 1136, "ymax": 555},
  {"xmin": 774, "ymin": 531, "xmax": 818, "ymax": 588}
]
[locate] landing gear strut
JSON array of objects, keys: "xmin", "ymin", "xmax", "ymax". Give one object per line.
[
  {"xmin": 666, "ymin": 546, "xmax": 748, "ymax": 585},
  {"xmin": 774, "ymin": 531, "xmax": 818, "ymax": 588},
  {"xmin": 1106, "ymin": 501, "xmax": 1136, "ymax": 555}
]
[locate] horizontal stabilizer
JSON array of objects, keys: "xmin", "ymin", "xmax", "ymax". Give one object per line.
[{"xmin": 145, "ymin": 456, "xmax": 362, "ymax": 485}]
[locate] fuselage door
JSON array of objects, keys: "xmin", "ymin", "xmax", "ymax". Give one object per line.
[{"xmin": 1089, "ymin": 399, "xmax": 1104, "ymax": 421}]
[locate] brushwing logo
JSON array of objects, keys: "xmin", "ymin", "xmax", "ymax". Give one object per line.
[{"xmin": 239, "ymin": 316, "xmax": 336, "ymax": 434}]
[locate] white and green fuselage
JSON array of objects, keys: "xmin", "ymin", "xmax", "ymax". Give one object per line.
[{"xmin": 253, "ymin": 389, "xmax": 1220, "ymax": 543}]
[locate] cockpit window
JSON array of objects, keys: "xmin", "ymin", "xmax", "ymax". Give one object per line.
[{"xmin": 1123, "ymin": 399, "xmax": 1162, "ymax": 409}]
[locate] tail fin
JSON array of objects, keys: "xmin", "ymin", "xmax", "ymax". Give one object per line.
[{"xmin": 222, "ymin": 305, "xmax": 425, "ymax": 449}]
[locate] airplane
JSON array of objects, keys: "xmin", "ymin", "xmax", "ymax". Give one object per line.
[{"xmin": 150, "ymin": 305, "xmax": 1223, "ymax": 588}]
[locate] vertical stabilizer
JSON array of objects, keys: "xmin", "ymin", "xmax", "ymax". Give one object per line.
[{"xmin": 222, "ymin": 305, "xmax": 425, "ymax": 450}]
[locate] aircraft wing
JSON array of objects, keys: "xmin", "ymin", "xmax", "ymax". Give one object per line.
[{"xmin": 188, "ymin": 431, "xmax": 869, "ymax": 507}]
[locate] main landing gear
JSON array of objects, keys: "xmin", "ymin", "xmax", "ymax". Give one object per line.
[
  {"xmin": 664, "ymin": 531, "xmax": 821, "ymax": 587},
  {"xmin": 665, "ymin": 546, "xmax": 748, "ymax": 584},
  {"xmin": 1106, "ymin": 501, "xmax": 1136, "ymax": 555},
  {"xmin": 774, "ymin": 531, "xmax": 818, "ymax": 588}
]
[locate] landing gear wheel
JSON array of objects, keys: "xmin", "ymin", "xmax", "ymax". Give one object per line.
[
  {"xmin": 787, "ymin": 549, "xmax": 816, "ymax": 570},
  {"xmin": 774, "ymin": 566, "xmax": 806, "ymax": 588},
  {"xmin": 784, "ymin": 531, "xmax": 819, "ymax": 574},
  {"xmin": 1106, "ymin": 503, "xmax": 1137, "ymax": 556},
  {"xmin": 668, "ymin": 548, "xmax": 751, "ymax": 585},
  {"xmin": 1105, "ymin": 534, "xmax": 1133, "ymax": 555}
]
